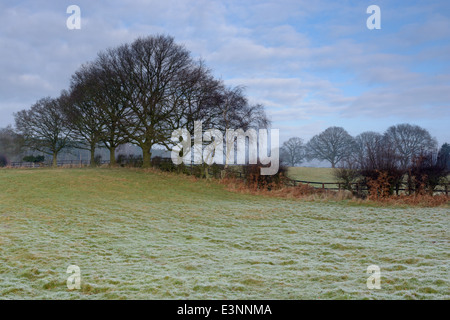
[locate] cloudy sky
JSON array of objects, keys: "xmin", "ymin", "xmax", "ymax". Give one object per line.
[{"xmin": 1, "ymin": 0, "xmax": 449, "ymax": 146}]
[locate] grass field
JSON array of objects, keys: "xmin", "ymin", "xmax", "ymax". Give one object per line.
[
  {"xmin": 286, "ymin": 167, "xmax": 335, "ymax": 182},
  {"xmin": 0, "ymin": 168, "xmax": 449, "ymax": 299}
]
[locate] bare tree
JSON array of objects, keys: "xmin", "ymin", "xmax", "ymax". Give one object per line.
[
  {"xmin": 171, "ymin": 83, "xmax": 270, "ymax": 176},
  {"xmin": 217, "ymin": 86, "xmax": 270, "ymax": 131},
  {"xmin": 306, "ymin": 127, "xmax": 355, "ymax": 168},
  {"xmin": 280, "ymin": 137, "xmax": 305, "ymax": 167},
  {"xmin": 95, "ymin": 35, "xmax": 209, "ymax": 168},
  {"xmin": 384, "ymin": 123, "xmax": 437, "ymax": 168},
  {"xmin": 216, "ymin": 86, "xmax": 270, "ymax": 170},
  {"xmin": 93, "ymin": 35, "xmax": 270, "ymax": 168},
  {"xmin": 61, "ymin": 35, "xmax": 269, "ymax": 170},
  {"xmin": 14, "ymin": 96, "xmax": 72, "ymax": 167},
  {"xmin": 409, "ymin": 150, "xmax": 448, "ymax": 194},
  {"xmin": 84, "ymin": 58, "xmax": 129, "ymax": 166},
  {"xmin": 168, "ymin": 66, "xmax": 226, "ymax": 177},
  {"xmin": 335, "ymin": 133, "xmax": 405, "ymax": 197},
  {"xmin": 65, "ymin": 65, "xmax": 106, "ymax": 166},
  {"xmin": 353, "ymin": 131, "xmax": 383, "ymax": 168},
  {"xmin": 358, "ymin": 135, "xmax": 404, "ymax": 195},
  {"xmin": 437, "ymin": 143, "xmax": 450, "ymax": 171}
]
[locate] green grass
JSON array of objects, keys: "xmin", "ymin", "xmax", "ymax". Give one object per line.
[
  {"xmin": 0, "ymin": 168, "xmax": 449, "ymax": 299},
  {"xmin": 286, "ymin": 167, "xmax": 335, "ymax": 182},
  {"xmin": 286, "ymin": 166, "xmax": 340, "ymax": 189}
]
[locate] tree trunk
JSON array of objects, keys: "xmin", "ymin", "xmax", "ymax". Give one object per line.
[
  {"xmin": 109, "ymin": 147, "xmax": 116, "ymax": 166},
  {"xmin": 142, "ymin": 146, "xmax": 152, "ymax": 168},
  {"xmin": 203, "ymin": 163, "xmax": 210, "ymax": 179},
  {"xmin": 199, "ymin": 163, "xmax": 208, "ymax": 178},
  {"xmin": 406, "ymin": 171, "xmax": 413, "ymax": 195},
  {"xmin": 52, "ymin": 153, "xmax": 57, "ymax": 168},
  {"xmin": 90, "ymin": 144, "xmax": 96, "ymax": 167}
]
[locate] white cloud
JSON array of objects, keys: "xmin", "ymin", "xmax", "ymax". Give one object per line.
[
  {"xmin": 10, "ymin": 74, "xmax": 53, "ymax": 91},
  {"xmin": 346, "ymin": 84, "xmax": 450, "ymax": 118}
]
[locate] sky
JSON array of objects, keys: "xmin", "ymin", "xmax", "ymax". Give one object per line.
[{"xmin": 0, "ymin": 0, "xmax": 449, "ymax": 147}]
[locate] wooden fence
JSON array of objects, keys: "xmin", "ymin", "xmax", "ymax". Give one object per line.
[
  {"xmin": 8, "ymin": 160, "xmax": 111, "ymax": 168},
  {"xmin": 289, "ymin": 179, "xmax": 449, "ymax": 195}
]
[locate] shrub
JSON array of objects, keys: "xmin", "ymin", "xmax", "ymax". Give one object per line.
[
  {"xmin": 366, "ymin": 170, "xmax": 394, "ymax": 199},
  {"xmin": 152, "ymin": 156, "xmax": 177, "ymax": 172},
  {"xmin": 22, "ymin": 155, "xmax": 45, "ymax": 163},
  {"xmin": 94, "ymin": 154, "xmax": 102, "ymax": 166},
  {"xmin": 333, "ymin": 166, "xmax": 361, "ymax": 195},
  {"xmin": 209, "ymin": 164, "xmax": 225, "ymax": 178},
  {"xmin": 0, "ymin": 154, "xmax": 8, "ymax": 167},
  {"xmin": 117, "ymin": 154, "xmax": 143, "ymax": 167},
  {"xmin": 242, "ymin": 163, "xmax": 288, "ymax": 191},
  {"xmin": 408, "ymin": 152, "xmax": 448, "ymax": 195}
]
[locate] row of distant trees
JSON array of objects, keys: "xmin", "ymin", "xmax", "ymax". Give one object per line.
[
  {"xmin": 280, "ymin": 124, "xmax": 447, "ymax": 168},
  {"xmin": 280, "ymin": 124, "xmax": 449, "ymax": 195},
  {"xmin": 1, "ymin": 35, "xmax": 269, "ymax": 168}
]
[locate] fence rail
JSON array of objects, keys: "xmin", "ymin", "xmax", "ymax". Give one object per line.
[
  {"xmin": 289, "ymin": 179, "xmax": 449, "ymax": 195},
  {"xmin": 8, "ymin": 160, "xmax": 112, "ymax": 168}
]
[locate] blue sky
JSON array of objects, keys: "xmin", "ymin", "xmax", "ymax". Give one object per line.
[{"xmin": 0, "ymin": 0, "xmax": 449, "ymax": 146}]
